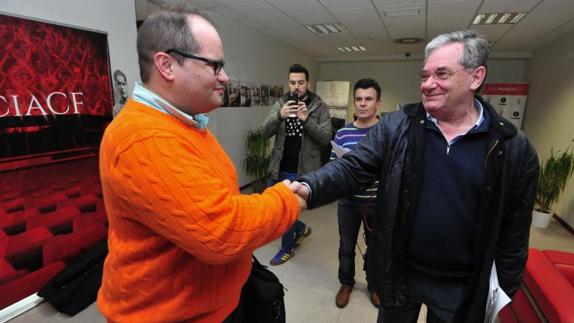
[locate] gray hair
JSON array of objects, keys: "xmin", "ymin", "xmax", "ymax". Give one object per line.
[
  {"xmin": 136, "ymin": 4, "xmax": 212, "ymax": 82},
  {"xmin": 424, "ymin": 30, "xmax": 489, "ymax": 70}
]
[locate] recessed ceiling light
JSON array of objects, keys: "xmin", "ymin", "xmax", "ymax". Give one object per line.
[
  {"xmin": 472, "ymin": 12, "xmax": 527, "ymax": 25},
  {"xmin": 335, "ymin": 45, "xmax": 367, "ymax": 53},
  {"xmin": 497, "ymin": 13, "xmax": 511, "ymax": 24},
  {"xmin": 485, "ymin": 13, "xmax": 497, "ymax": 24},
  {"xmin": 304, "ymin": 23, "xmax": 347, "ymax": 34},
  {"xmin": 393, "ymin": 37, "xmax": 423, "ymax": 45},
  {"xmin": 473, "ymin": 14, "xmax": 485, "ymax": 25},
  {"xmin": 510, "ymin": 12, "xmax": 527, "ymax": 24}
]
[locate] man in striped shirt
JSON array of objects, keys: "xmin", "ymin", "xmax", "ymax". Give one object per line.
[{"xmin": 331, "ymin": 78, "xmax": 381, "ymax": 309}]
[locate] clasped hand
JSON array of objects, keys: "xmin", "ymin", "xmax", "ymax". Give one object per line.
[{"xmin": 282, "ymin": 179, "xmax": 309, "ymax": 210}]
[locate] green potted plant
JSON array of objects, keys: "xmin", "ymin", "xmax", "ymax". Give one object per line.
[
  {"xmin": 243, "ymin": 129, "xmax": 270, "ymax": 193},
  {"xmin": 533, "ymin": 147, "xmax": 574, "ymax": 228}
]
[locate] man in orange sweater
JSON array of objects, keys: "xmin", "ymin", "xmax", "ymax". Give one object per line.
[{"xmin": 97, "ymin": 5, "xmax": 304, "ymax": 322}]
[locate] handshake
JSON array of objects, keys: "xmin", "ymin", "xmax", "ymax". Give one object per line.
[{"xmin": 282, "ymin": 179, "xmax": 309, "ymax": 210}]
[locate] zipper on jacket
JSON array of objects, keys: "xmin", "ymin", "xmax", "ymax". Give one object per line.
[{"xmin": 484, "ymin": 139, "xmax": 499, "ymax": 171}]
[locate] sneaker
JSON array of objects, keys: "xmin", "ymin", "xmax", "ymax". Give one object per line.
[
  {"xmin": 269, "ymin": 249, "xmax": 294, "ymax": 266},
  {"xmin": 294, "ymin": 226, "xmax": 312, "ymax": 248}
]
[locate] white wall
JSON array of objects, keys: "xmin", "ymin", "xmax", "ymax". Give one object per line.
[
  {"xmin": 318, "ymin": 58, "xmax": 527, "ymax": 120},
  {"xmin": 524, "ymin": 30, "xmax": 574, "ymax": 227},
  {"xmin": 0, "ymin": 0, "xmax": 140, "ymax": 105}
]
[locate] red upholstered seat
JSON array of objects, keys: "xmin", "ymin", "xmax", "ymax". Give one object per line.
[
  {"xmin": 25, "ymin": 206, "xmax": 80, "ymax": 234},
  {"xmin": 543, "ymin": 250, "xmax": 574, "ymax": 287},
  {"xmin": 0, "ymin": 258, "xmax": 29, "ymax": 284},
  {"xmin": 72, "ymin": 211, "xmax": 107, "ymax": 232},
  {"xmin": 0, "ymin": 261, "xmax": 65, "ymax": 310},
  {"xmin": 2, "ymin": 228, "xmax": 53, "ymax": 264},
  {"xmin": 499, "ymin": 248, "xmax": 574, "ymax": 323},
  {"xmin": 57, "ymin": 194, "xmax": 98, "ymax": 213},
  {"xmin": 0, "ymin": 198, "xmax": 24, "ymax": 213},
  {"xmin": 23, "ymin": 193, "xmax": 67, "ymax": 213},
  {"xmin": 43, "ymin": 223, "xmax": 107, "ymax": 265},
  {"xmin": 1, "ymin": 209, "xmax": 41, "ymax": 233}
]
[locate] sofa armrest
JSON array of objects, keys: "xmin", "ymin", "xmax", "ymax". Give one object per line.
[
  {"xmin": 543, "ymin": 250, "xmax": 574, "ymax": 287},
  {"xmin": 524, "ymin": 248, "xmax": 574, "ymax": 323}
]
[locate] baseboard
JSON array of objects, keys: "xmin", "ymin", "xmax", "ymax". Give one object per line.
[
  {"xmin": 552, "ymin": 214, "xmax": 574, "ymax": 237},
  {"xmin": 0, "ymin": 294, "xmax": 43, "ymax": 323}
]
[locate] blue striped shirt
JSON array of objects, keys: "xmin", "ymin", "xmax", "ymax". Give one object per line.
[{"xmin": 330, "ymin": 123, "xmax": 379, "ymax": 206}]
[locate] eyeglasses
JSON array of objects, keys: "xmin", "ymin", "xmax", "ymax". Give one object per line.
[
  {"xmin": 165, "ymin": 49, "xmax": 225, "ymax": 75},
  {"xmin": 419, "ymin": 68, "xmax": 466, "ymax": 84}
]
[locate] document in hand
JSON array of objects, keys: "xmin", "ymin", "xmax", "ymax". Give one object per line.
[
  {"xmin": 484, "ymin": 261, "xmax": 511, "ymax": 323},
  {"xmin": 331, "ymin": 141, "xmax": 351, "ymax": 158}
]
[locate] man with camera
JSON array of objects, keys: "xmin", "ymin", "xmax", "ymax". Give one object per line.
[{"xmin": 260, "ymin": 63, "xmax": 331, "ymax": 266}]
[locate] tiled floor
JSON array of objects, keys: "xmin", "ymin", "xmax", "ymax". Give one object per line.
[{"xmin": 6, "ymin": 202, "xmax": 574, "ymax": 323}]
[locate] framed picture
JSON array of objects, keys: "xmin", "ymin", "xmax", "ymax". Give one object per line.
[{"xmin": 0, "ymin": 13, "xmax": 112, "ymax": 311}]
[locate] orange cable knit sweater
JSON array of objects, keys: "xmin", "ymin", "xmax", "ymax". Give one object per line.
[{"xmin": 97, "ymin": 100, "xmax": 300, "ymax": 322}]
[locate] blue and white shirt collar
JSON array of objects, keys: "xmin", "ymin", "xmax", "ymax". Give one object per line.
[
  {"xmin": 426, "ymin": 98, "xmax": 484, "ymax": 129},
  {"xmin": 132, "ymin": 82, "xmax": 209, "ymax": 130}
]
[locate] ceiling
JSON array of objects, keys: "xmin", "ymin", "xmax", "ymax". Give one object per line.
[{"xmin": 134, "ymin": 0, "xmax": 574, "ymax": 60}]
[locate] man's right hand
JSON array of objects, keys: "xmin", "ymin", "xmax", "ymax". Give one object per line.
[
  {"xmin": 279, "ymin": 100, "xmax": 299, "ymax": 119},
  {"xmin": 282, "ymin": 179, "xmax": 308, "ymax": 210}
]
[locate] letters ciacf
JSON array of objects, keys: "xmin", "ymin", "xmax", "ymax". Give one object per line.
[{"xmin": 0, "ymin": 92, "xmax": 84, "ymax": 117}]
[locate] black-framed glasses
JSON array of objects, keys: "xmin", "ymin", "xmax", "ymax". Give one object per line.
[
  {"xmin": 165, "ymin": 48, "xmax": 225, "ymax": 75},
  {"xmin": 419, "ymin": 68, "xmax": 466, "ymax": 84}
]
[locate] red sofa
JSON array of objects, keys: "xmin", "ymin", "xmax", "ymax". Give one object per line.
[{"xmin": 499, "ymin": 248, "xmax": 574, "ymax": 323}]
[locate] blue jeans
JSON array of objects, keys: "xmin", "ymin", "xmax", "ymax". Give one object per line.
[
  {"xmin": 269, "ymin": 171, "xmax": 307, "ymax": 251},
  {"xmin": 338, "ymin": 200, "xmax": 374, "ymax": 288}
]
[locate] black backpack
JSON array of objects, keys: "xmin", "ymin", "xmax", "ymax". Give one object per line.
[{"xmin": 240, "ymin": 256, "xmax": 286, "ymax": 323}]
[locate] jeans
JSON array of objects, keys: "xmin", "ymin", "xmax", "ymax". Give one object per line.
[
  {"xmin": 377, "ymin": 267, "xmax": 467, "ymax": 323},
  {"xmin": 269, "ymin": 171, "xmax": 307, "ymax": 251},
  {"xmin": 337, "ymin": 200, "xmax": 374, "ymax": 288}
]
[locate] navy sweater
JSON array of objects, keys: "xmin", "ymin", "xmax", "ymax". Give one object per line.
[{"xmin": 406, "ymin": 107, "xmax": 490, "ymax": 277}]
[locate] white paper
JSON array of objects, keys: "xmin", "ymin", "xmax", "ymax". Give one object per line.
[
  {"xmin": 484, "ymin": 261, "xmax": 511, "ymax": 323},
  {"xmin": 331, "ymin": 141, "xmax": 351, "ymax": 158}
]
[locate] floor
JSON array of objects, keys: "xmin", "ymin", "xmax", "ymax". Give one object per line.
[{"xmin": 6, "ymin": 202, "xmax": 574, "ymax": 323}]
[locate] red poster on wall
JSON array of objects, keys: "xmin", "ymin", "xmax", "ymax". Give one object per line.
[{"xmin": 1, "ymin": 14, "xmax": 110, "ymax": 312}]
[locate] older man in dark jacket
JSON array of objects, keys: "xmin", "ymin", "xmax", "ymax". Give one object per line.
[{"xmin": 295, "ymin": 30, "xmax": 539, "ymax": 323}]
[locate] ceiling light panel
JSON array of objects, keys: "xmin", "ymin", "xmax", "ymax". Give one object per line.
[
  {"xmin": 472, "ymin": 12, "xmax": 527, "ymax": 25},
  {"xmin": 304, "ymin": 23, "xmax": 348, "ymax": 34}
]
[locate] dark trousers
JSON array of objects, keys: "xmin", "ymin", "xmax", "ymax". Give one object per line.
[
  {"xmin": 269, "ymin": 171, "xmax": 307, "ymax": 251},
  {"xmin": 337, "ymin": 200, "xmax": 374, "ymax": 288},
  {"xmin": 377, "ymin": 267, "xmax": 467, "ymax": 323}
]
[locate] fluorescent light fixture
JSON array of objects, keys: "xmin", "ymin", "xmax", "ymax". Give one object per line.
[
  {"xmin": 473, "ymin": 14, "xmax": 485, "ymax": 25},
  {"xmin": 485, "ymin": 13, "xmax": 497, "ymax": 24},
  {"xmin": 304, "ymin": 23, "xmax": 347, "ymax": 34},
  {"xmin": 383, "ymin": 8, "xmax": 420, "ymax": 17},
  {"xmin": 510, "ymin": 12, "xmax": 527, "ymax": 24},
  {"xmin": 473, "ymin": 12, "xmax": 527, "ymax": 25},
  {"xmin": 497, "ymin": 13, "xmax": 511, "ymax": 24},
  {"xmin": 336, "ymin": 45, "xmax": 367, "ymax": 53}
]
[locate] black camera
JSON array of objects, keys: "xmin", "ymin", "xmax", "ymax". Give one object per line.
[{"xmin": 287, "ymin": 92, "xmax": 298, "ymax": 104}]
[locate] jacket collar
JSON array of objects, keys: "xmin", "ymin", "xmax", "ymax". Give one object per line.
[{"xmin": 402, "ymin": 95, "xmax": 517, "ymax": 139}]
